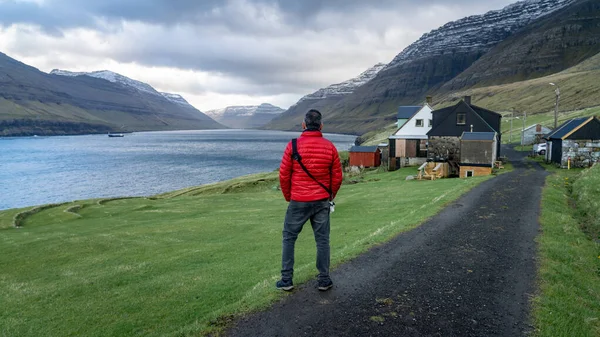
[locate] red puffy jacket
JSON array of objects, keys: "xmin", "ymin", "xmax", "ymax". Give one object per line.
[{"xmin": 279, "ymin": 131, "xmax": 343, "ymax": 202}]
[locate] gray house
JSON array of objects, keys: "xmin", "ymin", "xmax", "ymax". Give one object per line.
[{"xmin": 521, "ymin": 124, "xmax": 552, "ymax": 145}]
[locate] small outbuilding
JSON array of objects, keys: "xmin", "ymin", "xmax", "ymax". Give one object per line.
[
  {"xmin": 349, "ymin": 146, "xmax": 381, "ymax": 168},
  {"xmin": 521, "ymin": 124, "xmax": 552, "ymax": 145},
  {"xmin": 459, "ymin": 132, "xmax": 498, "ymax": 178},
  {"xmin": 544, "ymin": 116, "xmax": 600, "ymax": 168}
]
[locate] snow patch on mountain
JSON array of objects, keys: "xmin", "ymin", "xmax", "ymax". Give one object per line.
[
  {"xmin": 50, "ymin": 69, "xmax": 161, "ymax": 96},
  {"xmin": 160, "ymin": 92, "xmax": 191, "ymax": 106},
  {"xmin": 386, "ymin": 0, "xmax": 575, "ymax": 69},
  {"xmin": 296, "ymin": 62, "xmax": 386, "ymax": 103}
]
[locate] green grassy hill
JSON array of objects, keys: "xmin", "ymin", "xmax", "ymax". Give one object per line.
[{"xmin": 0, "ymin": 169, "xmax": 491, "ymax": 336}]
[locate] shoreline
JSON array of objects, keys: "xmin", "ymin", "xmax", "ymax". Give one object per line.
[{"xmin": 0, "ymin": 169, "xmax": 281, "ymax": 212}]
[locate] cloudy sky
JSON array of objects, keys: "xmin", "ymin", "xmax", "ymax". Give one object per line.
[{"xmin": 0, "ymin": 0, "xmax": 516, "ymax": 111}]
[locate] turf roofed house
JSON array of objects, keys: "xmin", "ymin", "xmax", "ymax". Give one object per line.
[
  {"xmin": 388, "ymin": 99, "xmax": 434, "ymax": 170},
  {"xmin": 349, "ymin": 146, "xmax": 381, "ymax": 168},
  {"xmin": 543, "ymin": 116, "xmax": 600, "ymax": 168},
  {"xmin": 427, "ymin": 96, "xmax": 502, "ymax": 176}
]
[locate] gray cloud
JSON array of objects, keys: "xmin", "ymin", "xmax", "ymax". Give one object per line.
[{"xmin": 0, "ymin": 0, "xmax": 516, "ymax": 102}]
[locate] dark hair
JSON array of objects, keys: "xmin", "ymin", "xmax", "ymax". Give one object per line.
[{"xmin": 304, "ymin": 109, "xmax": 322, "ymax": 130}]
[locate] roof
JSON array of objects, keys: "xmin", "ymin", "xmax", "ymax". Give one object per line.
[
  {"xmin": 523, "ymin": 124, "xmax": 544, "ymax": 131},
  {"xmin": 349, "ymin": 146, "xmax": 380, "ymax": 153},
  {"xmin": 469, "ymin": 104, "xmax": 502, "ymax": 118},
  {"xmin": 397, "ymin": 106, "xmax": 422, "ymax": 119},
  {"xmin": 389, "ymin": 135, "xmax": 428, "ymax": 140},
  {"xmin": 461, "ymin": 132, "xmax": 496, "ymax": 141},
  {"xmin": 428, "ymin": 100, "xmax": 496, "ymax": 137},
  {"xmin": 544, "ymin": 117, "xmax": 591, "ymax": 140}
]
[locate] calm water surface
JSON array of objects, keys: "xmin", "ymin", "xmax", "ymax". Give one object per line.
[{"xmin": 0, "ymin": 130, "xmax": 356, "ymax": 210}]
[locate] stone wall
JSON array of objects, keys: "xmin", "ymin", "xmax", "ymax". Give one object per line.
[
  {"xmin": 561, "ymin": 140, "xmax": 600, "ymax": 168},
  {"xmin": 428, "ymin": 136, "xmax": 461, "ymax": 161}
]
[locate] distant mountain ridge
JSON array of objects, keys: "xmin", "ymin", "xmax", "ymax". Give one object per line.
[
  {"xmin": 266, "ymin": 63, "xmax": 386, "ymax": 131},
  {"xmin": 300, "ymin": 63, "xmax": 387, "ymax": 101},
  {"xmin": 206, "ymin": 103, "xmax": 285, "ymax": 129},
  {"xmin": 0, "ymin": 55, "xmax": 224, "ymax": 136}
]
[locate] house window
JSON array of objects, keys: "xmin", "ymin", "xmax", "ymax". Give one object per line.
[
  {"xmin": 457, "ymin": 113, "xmax": 466, "ymax": 125},
  {"xmin": 466, "ymin": 170, "xmax": 474, "ymax": 177},
  {"xmin": 415, "ymin": 119, "xmax": 424, "ymax": 127},
  {"xmin": 428, "ymin": 119, "xmax": 432, "ymax": 127}
]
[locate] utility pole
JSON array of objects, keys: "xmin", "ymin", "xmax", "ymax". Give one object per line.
[
  {"xmin": 522, "ymin": 111, "xmax": 526, "ymax": 145},
  {"xmin": 550, "ymin": 83, "xmax": 560, "ymax": 129},
  {"xmin": 510, "ymin": 110, "xmax": 513, "ymax": 143}
]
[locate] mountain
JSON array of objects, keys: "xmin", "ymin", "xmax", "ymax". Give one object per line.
[
  {"xmin": 206, "ymin": 103, "xmax": 285, "ymax": 129},
  {"xmin": 266, "ymin": 0, "xmax": 578, "ymax": 134},
  {"xmin": 265, "ymin": 63, "xmax": 386, "ymax": 131},
  {"xmin": 441, "ymin": 0, "xmax": 600, "ymax": 91},
  {"xmin": 0, "ymin": 56, "xmax": 224, "ymax": 136}
]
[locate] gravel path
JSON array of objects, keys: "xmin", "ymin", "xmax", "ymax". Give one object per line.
[{"xmin": 226, "ymin": 147, "xmax": 548, "ymax": 337}]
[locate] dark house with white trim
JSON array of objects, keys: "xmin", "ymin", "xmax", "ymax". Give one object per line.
[
  {"xmin": 543, "ymin": 116, "xmax": 600, "ymax": 167},
  {"xmin": 426, "ymin": 97, "xmax": 502, "ymax": 176}
]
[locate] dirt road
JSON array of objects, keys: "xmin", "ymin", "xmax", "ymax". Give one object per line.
[{"xmin": 226, "ymin": 147, "xmax": 547, "ymax": 337}]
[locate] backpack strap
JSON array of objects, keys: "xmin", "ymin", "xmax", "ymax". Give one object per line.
[{"xmin": 291, "ymin": 138, "xmax": 332, "ymax": 199}]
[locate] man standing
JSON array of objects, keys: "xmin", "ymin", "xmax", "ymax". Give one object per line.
[{"xmin": 277, "ymin": 109, "xmax": 343, "ymax": 292}]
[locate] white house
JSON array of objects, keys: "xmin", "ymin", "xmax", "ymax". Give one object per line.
[{"xmin": 388, "ymin": 103, "xmax": 434, "ymax": 170}]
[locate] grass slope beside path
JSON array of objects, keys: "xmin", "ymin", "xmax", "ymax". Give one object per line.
[
  {"xmin": 534, "ymin": 164, "xmax": 600, "ymax": 337},
  {"xmin": 0, "ymin": 168, "xmax": 491, "ymax": 336}
]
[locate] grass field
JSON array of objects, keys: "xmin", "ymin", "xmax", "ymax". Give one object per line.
[
  {"xmin": 0, "ymin": 168, "xmax": 491, "ymax": 336},
  {"xmin": 534, "ymin": 164, "xmax": 600, "ymax": 337}
]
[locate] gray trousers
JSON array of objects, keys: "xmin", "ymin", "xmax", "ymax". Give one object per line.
[{"xmin": 281, "ymin": 200, "xmax": 331, "ymax": 282}]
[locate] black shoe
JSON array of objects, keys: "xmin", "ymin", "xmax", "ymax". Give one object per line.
[
  {"xmin": 276, "ymin": 279, "xmax": 294, "ymax": 291},
  {"xmin": 318, "ymin": 279, "xmax": 333, "ymax": 291}
]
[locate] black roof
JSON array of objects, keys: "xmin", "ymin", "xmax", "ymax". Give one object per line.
[
  {"xmin": 397, "ymin": 106, "xmax": 422, "ymax": 119},
  {"xmin": 461, "ymin": 132, "xmax": 496, "ymax": 141},
  {"xmin": 544, "ymin": 117, "xmax": 590, "ymax": 140},
  {"xmin": 349, "ymin": 146, "xmax": 379, "ymax": 153}
]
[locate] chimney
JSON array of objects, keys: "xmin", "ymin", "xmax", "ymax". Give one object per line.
[
  {"xmin": 426, "ymin": 96, "xmax": 433, "ymax": 105},
  {"xmin": 463, "ymin": 96, "xmax": 472, "ymax": 105}
]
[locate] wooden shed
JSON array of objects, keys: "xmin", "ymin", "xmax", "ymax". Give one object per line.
[
  {"xmin": 349, "ymin": 146, "xmax": 381, "ymax": 168},
  {"xmin": 544, "ymin": 117, "xmax": 600, "ymax": 168},
  {"xmin": 459, "ymin": 132, "xmax": 497, "ymax": 178}
]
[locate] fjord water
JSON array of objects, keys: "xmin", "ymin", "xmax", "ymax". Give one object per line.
[{"xmin": 0, "ymin": 130, "xmax": 356, "ymax": 210}]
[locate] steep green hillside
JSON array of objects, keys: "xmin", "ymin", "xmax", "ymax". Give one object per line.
[{"xmin": 438, "ymin": 51, "xmax": 600, "ymax": 117}]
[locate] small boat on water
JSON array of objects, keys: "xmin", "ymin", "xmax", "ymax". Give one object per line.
[{"xmin": 108, "ymin": 133, "xmax": 124, "ymax": 137}]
